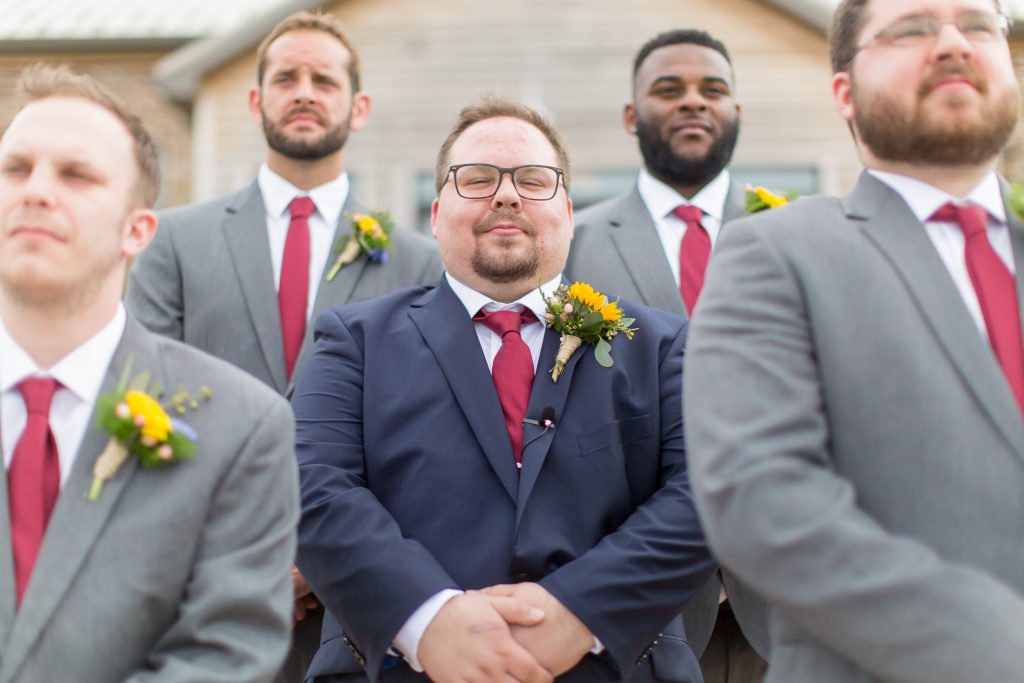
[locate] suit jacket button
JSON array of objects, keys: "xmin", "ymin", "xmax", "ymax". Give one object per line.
[{"xmin": 514, "ymin": 573, "xmax": 531, "ymax": 582}]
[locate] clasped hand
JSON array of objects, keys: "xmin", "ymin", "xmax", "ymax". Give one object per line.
[{"xmin": 418, "ymin": 582, "xmax": 595, "ymax": 683}]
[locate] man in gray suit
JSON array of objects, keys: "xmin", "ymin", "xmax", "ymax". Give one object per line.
[
  {"xmin": 566, "ymin": 30, "xmax": 768, "ymax": 683},
  {"xmin": 0, "ymin": 65, "xmax": 297, "ymax": 683},
  {"xmin": 686, "ymin": 1, "xmax": 1024, "ymax": 681},
  {"xmin": 125, "ymin": 12, "xmax": 440, "ymax": 681}
]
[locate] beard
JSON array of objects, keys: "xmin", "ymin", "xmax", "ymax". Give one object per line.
[
  {"xmin": 854, "ymin": 63, "xmax": 1019, "ymax": 165},
  {"xmin": 262, "ymin": 106, "xmax": 350, "ymax": 161},
  {"xmin": 470, "ymin": 212, "xmax": 540, "ymax": 283},
  {"xmin": 636, "ymin": 116, "xmax": 739, "ymax": 186}
]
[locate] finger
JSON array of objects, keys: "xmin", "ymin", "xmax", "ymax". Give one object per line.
[
  {"xmin": 480, "ymin": 583, "xmax": 516, "ymax": 597},
  {"xmin": 505, "ymin": 643, "xmax": 553, "ymax": 683},
  {"xmin": 487, "ymin": 595, "xmax": 545, "ymax": 626}
]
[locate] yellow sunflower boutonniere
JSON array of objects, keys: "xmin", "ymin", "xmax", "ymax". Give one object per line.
[
  {"xmin": 89, "ymin": 357, "xmax": 211, "ymax": 501},
  {"xmin": 325, "ymin": 211, "xmax": 395, "ymax": 281},
  {"xmin": 542, "ymin": 282, "xmax": 637, "ymax": 382},
  {"xmin": 744, "ymin": 184, "xmax": 796, "ymax": 213}
]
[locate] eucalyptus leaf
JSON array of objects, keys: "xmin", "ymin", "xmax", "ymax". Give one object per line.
[
  {"xmin": 594, "ymin": 338, "xmax": 613, "ymax": 367},
  {"xmin": 583, "ymin": 310, "xmax": 605, "ymax": 327}
]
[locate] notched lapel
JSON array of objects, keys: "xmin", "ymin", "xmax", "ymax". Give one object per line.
[
  {"xmin": 608, "ymin": 189, "xmax": 686, "ymax": 317},
  {"xmin": 856, "ymin": 174, "xmax": 1024, "ymax": 457},
  {"xmin": 408, "ymin": 282, "xmax": 519, "ymax": 501},
  {"xmin": 1, "ymin": 320, "xmax": 157, "ymax": 680},
  {"xmin": 0, "ymin": 458, "xmax": 15, "ymax": 650},
  {"xmin": 515, "ymin": 327, "xmax": 585, "ymax": 531},
  {"xmin": 221, "ymin": 184, "xmax": 288, "ymax": 393}
]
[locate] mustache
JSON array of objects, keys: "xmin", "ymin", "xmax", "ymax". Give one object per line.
[
  {"xmin": 473, "ymin": 211, "xmax": 536, "ymax": 236},
  {"xmin": 919, "ymin": 62, "xmax": 986, "ymax": 97}
]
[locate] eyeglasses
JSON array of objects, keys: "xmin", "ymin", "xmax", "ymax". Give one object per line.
[
  {"xmin": 855, "ymin": 11, "xmax": 1010, "ymax": 54},
  {"xmin": 446, "ymin": 164, "xmax": 565, "ymax": 201}
]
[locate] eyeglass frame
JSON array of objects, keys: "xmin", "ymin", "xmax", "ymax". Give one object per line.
[
  {"xmin": 852, "ymin": 11, "xmax": 1011, "ymax": 57},
  {"xmin": 444, "ymin": 163, "xmax": 566, "ymax": 201}
]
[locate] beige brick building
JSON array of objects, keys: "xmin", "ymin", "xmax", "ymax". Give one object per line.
[{"xmin": 3, "ymin": 0, "xmax": 1023, "ymax": 224}]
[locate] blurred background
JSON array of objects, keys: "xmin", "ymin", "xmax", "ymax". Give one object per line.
[{"xmin": 2, "ymin": 0, "xmax": 1023, "ymax": 231}]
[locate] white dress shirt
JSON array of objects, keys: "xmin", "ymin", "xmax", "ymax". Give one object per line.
[
  {"xmin": 1, "ymin": 305, "xmax": 126, "ymax": 485},
  {"xmin": 869, "ymin": 170, "xmax": 1014, "ymax": 339},
  {"xmin": 258, "ymin": 164, "xmax": 349, "ymax": 321},
  {"xmin": 637, "ymin": 167, "xmax": 731, "ymax": 286},
  {"xmin": 392, "ymin": 272, "xmax": 601, "ymax": 670}
]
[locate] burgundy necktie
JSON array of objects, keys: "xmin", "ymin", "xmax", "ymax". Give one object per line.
[
  {"xmin": 932, "ymin": 202, "xmax": 1024, "ymax": 414},
  {"xmin": 7, "ymin": 377, "xmax": 60, "ymax": 606},
  {"xmin": 675, "ymin": 204, "xmax": 711, "ymax": 314},
  {"xmin": 474, "ymin": 308, "xmax": 538, "ymax": 467},
  {"xmin": 280, "ymin": 197, "xmax": 315, "ymax": 379}
]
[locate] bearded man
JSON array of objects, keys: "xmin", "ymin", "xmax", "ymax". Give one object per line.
[
  {"xmin": 565, "ymin": 29, "xmax": 768, "ymax": 683},
  {"xmin": 126, "ymin": 11, "xmax": 440, "ymax": 683},
  {"xmin": 685, "ymin": 1, "xmax": 1024, "ymax": 682}
]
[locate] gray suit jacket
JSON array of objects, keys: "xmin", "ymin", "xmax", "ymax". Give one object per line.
[
  {"xmin": 125, "ymin": 181, "xmax": 442, "ymax": 395},
  {"xmin": 566, "ymin": 180, "xmax": 769, "ymax": 661},
  {"xmin": 0, "ymin": 316, "xmax": 298, "ymax": 683},
  {"xmin": 685, "ymin": 172, "xmax": 1024, "ymax": 683}
]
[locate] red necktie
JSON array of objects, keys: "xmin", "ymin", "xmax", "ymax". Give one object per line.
[
  {"xmin": 7, "ymin": 377, "xmax": 60, "ymax": 606},
  {"xmin": 279, "ymin": 196, "xmax": 315, "ymax": 379},
  {"xmin": 932, "ymin": 202, "xmax": 1024, "ymax": 414},
  {"xmin": 675, "ymin": 205, "xmax": 711, "ymax": 314},
  {"xmin": 474, "ymin": 308, "xmax": 538, "ymax": 467}
]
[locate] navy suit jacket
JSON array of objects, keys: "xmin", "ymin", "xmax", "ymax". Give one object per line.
[{"xmin": 293, "ymin": 277, "xmax": 716, "ymax": 683}]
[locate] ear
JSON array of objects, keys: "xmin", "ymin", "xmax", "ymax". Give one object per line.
[
  {"xmin": 832, "ymin": 71, "xmax": 855, "ymax": 123},
  {"xmin": 429, "ymin": 197, "xmax": 440, "ymax": 239},
  {"xmin": 248, "ymin": 87, "xmax": 263, "ymax": 125},
  {"xmin": 348, "ymin": 92, "xmax": 372, "ymax": 133},
  {"xmin": 565, "ymin": 196, "xmax": 574, "ymax": 240},
  {"xmin": 122, "ymin": 208, "xmax": 158, "ymax": 259},
  {"xmin": 623, "ymin": 103, "xmax": 637, "ymax": 135}
]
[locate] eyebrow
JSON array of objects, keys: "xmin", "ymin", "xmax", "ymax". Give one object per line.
[{"xmin": 649, "ymin": 75, "xmax": 731, "ymax": 87}]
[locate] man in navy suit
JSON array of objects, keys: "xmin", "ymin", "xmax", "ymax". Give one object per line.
[{"xmin": 293, "ymin": 96, "xmax": 716, "ymax": 683}]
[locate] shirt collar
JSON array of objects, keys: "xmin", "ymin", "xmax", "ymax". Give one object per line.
[
  {"xmin": 637, "ymin": 166, "xmax": 732, "ymax": 222},
  {"xmin": 257, "ymin": 163, "xmax": 350, "ymax": 226},
  {"xmin": 868, "ymin": 169, "xmax": 1006, "ymax": 225},
  {"xmin": 446, "ymin": 272, "xmax": 562, "ymax": 323},
  {"xmin": 0, "ymin": 304, "xmax": 127, "ymax": 403}
]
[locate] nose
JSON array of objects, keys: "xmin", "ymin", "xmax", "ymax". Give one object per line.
[
  {"xmin": 21, "ymin": 165, "xmax": 57, "ymax": 208},
  {"xmin": 490, "ymin": 170, "xmax": 522, "ymax": 210},
  {"xmin": 677, "ymin": 85, "xmax": 708, "ymax": 112},
  {"xmin": 293, "ymin": 74, "xmax": 316, "ymax": 103},
  {"xmin": 931, "ymin": 21, "xmax": 974, "ymax": 62}
]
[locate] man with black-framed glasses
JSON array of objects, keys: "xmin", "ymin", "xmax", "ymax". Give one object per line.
[
  {"xmin": 686, "ymin": 1, "xmax": 1024, "ymax": 682},
  {"xmin": 292, "ymin": 95, "xmax": 716, "ymax": 683}
]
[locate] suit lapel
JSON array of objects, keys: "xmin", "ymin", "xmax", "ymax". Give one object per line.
[
  {"xmin": 408, "ymin": 280, "xmax": 519, "ymax": 501},
  {"xmin": 722, "ymin": 180, "xmax": 747, "ymax": 225},
  {"xmin": 515, "ymin": 326, "xmax": 584, "ymax": 531},
  {"xmin": 0, "ymin": 444, "xmax": 14, "ymax": 650},
  {"xmin": 221, "ymin": 182, "xmax": 288, "ymax": 393},
  {"xmin": 853, "ymin": 173, "xmax": 1024, "ymax": 456},
  {"xmin": 607, "ymin": 187, "xmax": 687, "ymax": 317},
  {"xmin": 1, "ymin": 319, "xmax": 157, "ymax": 678},
  {"xmin": 290, "ymin": 196, "xmax": 369, "ymax": 394}
]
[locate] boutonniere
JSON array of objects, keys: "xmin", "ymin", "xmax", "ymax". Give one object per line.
[
  {"xmin": 745, "ymin": 184, "xmax": 796, "ymax": 213},
  {"xmin": 1007, "ymin": 182, "xmax": 1024, "ymax": 220},
  {"xmin": 325, "ymin": 211, "xmax": 395, "ymax": 281},
  {"xmin": 542, "ymin": 282, "xmax": 637, "ymax": 382},
  {"xmin": 89, "ymin": 358, "xmax": 211, "ymax": 501}
]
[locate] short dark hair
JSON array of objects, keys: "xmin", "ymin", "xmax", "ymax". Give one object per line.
[
  {"xmin": 632, "ymin": 29, "xmax": 733, "ymax": 83},
  {"xmin": 257, "ymin": 11, "xmax": 362, "ymax": 93},
  {"xmin": 830, "ymin": 0, "xmax": 1004, "ymax": 73},
  {"xmin": 434, "ymin": 96, "xmax": 571, "ymax": 193},
  {"xmin": 12, "ymin": 63, "xmax": 161, "ymax": 207}
]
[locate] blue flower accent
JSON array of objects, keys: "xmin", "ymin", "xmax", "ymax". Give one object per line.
[
  {"xmin": 171, "ymin": 417, "xmax": 199, "ymax": 443},
  {"xmin": 369, "ymin": 249, "xmax": 389, "ymax": 264}
]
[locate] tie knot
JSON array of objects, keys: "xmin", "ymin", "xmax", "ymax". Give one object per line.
[
  {"xmin": 673, "ymin": 204, "xmax": 704, "ymax": 226},
  {"xmin": 931, "ymin": 202, "xmax": 989, "ymax": 239},
  {"xmin": 289, "ymin": 196, "xmax": 316, "ymax": 220},
  {"xmin": 474, "ymin": 307, "xmax": 537, "ymax": 338},
  {"xmin": 18, "ymin": 377, "xmax": 58, "ymax": 417}
]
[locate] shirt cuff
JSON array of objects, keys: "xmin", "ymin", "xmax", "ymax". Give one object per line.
[
  {"xmin": 393, "ymin": 589, "xmax": 463, "ymax": 672},
  {"xmin": 591, "ymin": 635, "xmax": 605, "ymax": 655}
]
